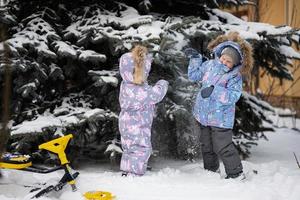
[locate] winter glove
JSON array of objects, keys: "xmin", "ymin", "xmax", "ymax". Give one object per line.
[
  {"xmin": 201, "ymin": 85, "xmax": 214, "ymax": 98},
  {"xmin": 190, "ymin": 34, "xmax": 205, "ymax": 53},
  {"xmin": 183, "ymin": 48, "xmax": 200, "ymax": 58}
]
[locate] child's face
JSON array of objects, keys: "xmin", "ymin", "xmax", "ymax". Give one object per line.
[{"xmin": 220, "ymin": 55, "xmax": 234, "ymax": 69}]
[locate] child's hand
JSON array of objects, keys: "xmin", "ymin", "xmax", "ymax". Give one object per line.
[{"xmin": 183, "ymin": 48, "xmax": 200, "ymax": 58}]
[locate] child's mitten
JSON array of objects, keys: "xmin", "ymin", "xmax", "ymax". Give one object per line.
[{"xmin": 201, "ymin": 85, "xmax": 214, "ymax": 98}]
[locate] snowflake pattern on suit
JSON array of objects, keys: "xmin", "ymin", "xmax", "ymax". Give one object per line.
[{"xmin": 118, "ymin": 52, "xmax": 168, "ymax": 175}]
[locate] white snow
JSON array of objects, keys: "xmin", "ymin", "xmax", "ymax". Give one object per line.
[
  {"xmin": 2, "ymin": 117, "xmax": 300, "ymax": 200},
  {"xmin": 211, "ymin": 9, "xmax": 245, "ymax": 24},
  {"xmin": 279, "ymin": 45, "xmax": 300, "ymax": 59},
  {"xmin": 11, "ymin": 115, "xmax": 62, "ymax": 135},
  {"xmin": 88, "ymin": 70, "xmax": 118, "ymax": 77},
  {"xmin": 1, "ymin": 3, "xmax": 300, "ymax": 200},
  {"xmin": 10, "ymin": 96, "xmax": 117, "ymax": 135},
  {"xmin": 7, "ymin": 17, "xmax": 59, "ymax": 59},
  {"xmin": 105, "ymin": 143, "xmax": 123, "ymax": 154},
  {"xmin": 52, "ymin": 2, "xmax": 300, "ymax": 74},
  {"xmin": 83, "ymin": 108, "xmax": 106, "ymax": 118},
  {"xmin": 53, "ymin": 41, "xmax": 77, "ymax": 59},
  {"xmin": 78, "ymin": 50, "xmax": 106, "ymax": 63},
  {"xmin": 0, "ymin": 42, "xmax": 3, "ymax": 51},
  {"xmin": 99, "ymin": 76, "xmax": 118, "ymax": 87},
  {"xmin": 88, "ymin": 70, "xmax": 119, "ymax": 87}
]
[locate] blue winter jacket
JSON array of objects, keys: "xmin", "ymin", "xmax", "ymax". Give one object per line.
[{"xmin": 188, "ymin": 41, "xmax": 243, "ymax": 129}]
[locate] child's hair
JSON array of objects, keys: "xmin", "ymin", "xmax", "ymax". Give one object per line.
[{"xmin": 131, "ymin": 45, "xmax": 148, "ymax": 85}]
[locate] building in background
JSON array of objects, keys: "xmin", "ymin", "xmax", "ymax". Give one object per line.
[{"xmin": 223, "ymin": 0, "xmax": 300, "ymax": 116}]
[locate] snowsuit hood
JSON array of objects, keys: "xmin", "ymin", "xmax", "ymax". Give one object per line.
[
  {"xmin": 208, "ymin": 32, "xmax": 253, "ymax": 81},
  {"xmin": 119, "ymin": 52, "xmax": 152, "ymax": 84}
]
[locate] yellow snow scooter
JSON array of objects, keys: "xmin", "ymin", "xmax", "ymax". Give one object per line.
[{"xmin": 0, "ymin": 134, "xmax": 79, "ymax": 198}]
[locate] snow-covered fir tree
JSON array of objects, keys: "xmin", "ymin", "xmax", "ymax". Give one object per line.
[{"xmin": 0, "ymin": 0, "xmax": 299, "ymax": 165}]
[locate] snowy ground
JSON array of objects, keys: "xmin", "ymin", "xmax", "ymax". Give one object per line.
[{"xmin": 1, "ymin": 121, "xmax": 300, "ymax": 200}]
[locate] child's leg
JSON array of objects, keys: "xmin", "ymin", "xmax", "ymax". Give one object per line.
[
  {"xmin": 120, "ymin": 134, "xmax": 132, "ymax": 173},
  {"xmin": 120, "ymin": 127, "xmax": 152, "ymax": 175},
  {"xmin": 132, "ymin": 127, "xmax": 152, "ymax": 175},
  {"xmin": 211, "ymin": 127, "xmax": 243, "ymax": 177},
  {"xmin": 199, "ymin": 125, "xmax": 219, "ymax": 172}
]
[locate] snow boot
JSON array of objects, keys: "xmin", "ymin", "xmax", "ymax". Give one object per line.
[
  {"xmin": 225, "ymin": 171, "xmax": 246, "ymax": 180},
  {"xmin": 146, "ymin": 165, "xmax": 152, "ymax": 171}
]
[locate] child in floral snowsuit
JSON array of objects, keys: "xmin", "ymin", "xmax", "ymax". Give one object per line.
[
  {"xmin": 185, "ymin": 32, "xmax": 253, "ymax": 179},
  {"xmin": 118, "ymin": 45, "xmax": 168, "ymax": 176}
]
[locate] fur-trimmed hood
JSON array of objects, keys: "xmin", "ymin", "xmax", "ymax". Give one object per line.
[{"xmin": 207, "ymin": 32, "xmax": 253, "ymax": 79}]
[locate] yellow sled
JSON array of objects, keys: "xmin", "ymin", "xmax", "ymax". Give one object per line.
[{"xmin": 0, "ymin": 134, "xmax": 79, "ymax": 198}]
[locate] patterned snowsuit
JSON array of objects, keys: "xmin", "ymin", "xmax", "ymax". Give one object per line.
[
  {"xmin": 188, "ymin": 41, "xmax": 244, "ymax": 129},
  {"xmin": 188, "ymin": 41, "xmax": 244, "ymax": 176},
  {"xmin": 118, "ymin": 52, "xmax": 168, "ymax": 175}
]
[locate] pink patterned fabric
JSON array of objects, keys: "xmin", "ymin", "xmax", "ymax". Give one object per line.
[{"xmin": 118, "ymin": 52, "xmax": 168, "ymax": 175}]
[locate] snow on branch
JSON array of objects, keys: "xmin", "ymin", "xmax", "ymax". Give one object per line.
[
  {"xmin": 11, "ymin": 94, "xmax": 118, "ymax": 135},
  {"xmin": 7, "ymin": 17, "xmax": 60, "ymax": 59},
  {"xmin": 0, "ymin": 6, "xmax": 17, "ymax": 25},
  {"xmin": 88, "ymin": 70, "xmax": 119, "ymax": 87},
  {"xmin": 242, "ymin": 92, "xmax": 275, "ymax": 112},
  {"xmin": 279, "ymin": 45, "xmax": 300, "ymax": 60},
  {"xmin": 52, "ymin": 41, "xmax": 77, "ymax": 59},
  {"xmin": 78, "ymin": 49, "xmax": 107, "ymax": 63}
]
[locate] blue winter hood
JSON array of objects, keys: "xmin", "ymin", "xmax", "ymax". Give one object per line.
[{"xmin": 206, "ymin": 32, "xmax": 253, "ymax": 80}]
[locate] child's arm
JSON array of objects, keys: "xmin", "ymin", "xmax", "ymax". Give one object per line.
[
  {"xmin": 120, "ymin": 80, "xmax": 168, "ymax": 110},
  {"xmin": 211, "ymin": 74, "xmax": 242, "ymax": 105},
  {"xmin": 187, "ymin": 56, "xmax": 207, "ymax": 82},
  {"xmin": 147, "ymin": 80, "xmax": 169, "ymax": 105}
]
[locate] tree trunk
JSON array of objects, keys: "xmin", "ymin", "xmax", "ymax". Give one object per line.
[{"xmin": 0, "ymin": 24, "xmax": 11, "ymax": 155}]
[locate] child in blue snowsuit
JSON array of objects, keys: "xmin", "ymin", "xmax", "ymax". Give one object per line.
[{"xmin": 185, "ymin": 32, "xmax": 253, "ymax": 179}]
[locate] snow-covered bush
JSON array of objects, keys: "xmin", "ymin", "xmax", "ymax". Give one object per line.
[{"xmin": 0, "ymin": 0, "xmax": 299, "ymax": 164}]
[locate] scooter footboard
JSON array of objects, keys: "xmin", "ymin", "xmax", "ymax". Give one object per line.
[{"xmin": 0, "ymin": 153, "xmax": 32, "ymax": 169}]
